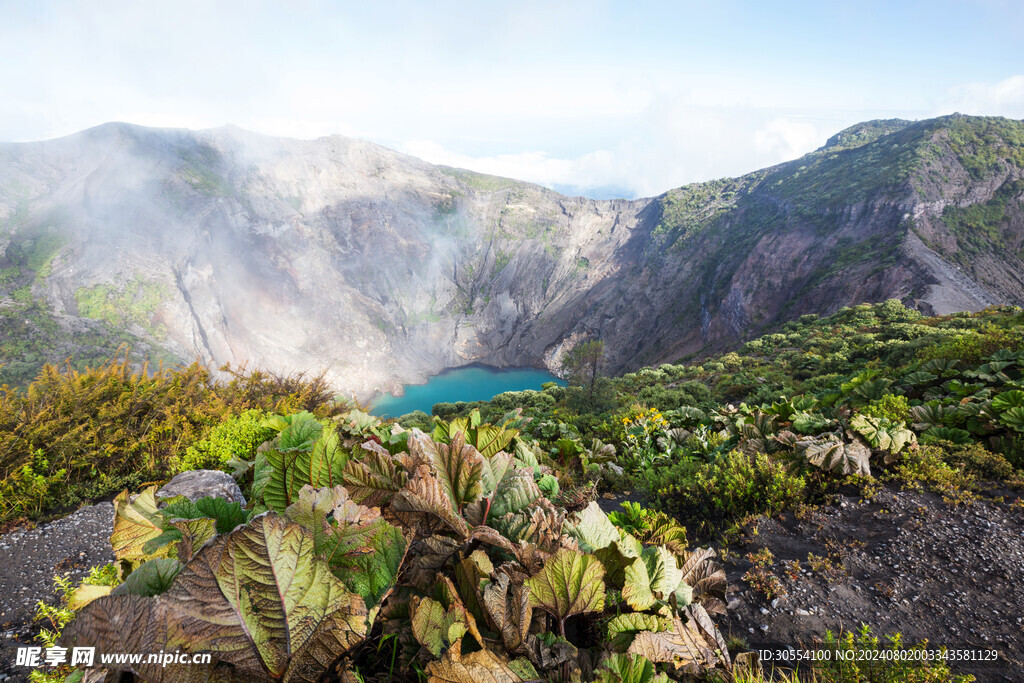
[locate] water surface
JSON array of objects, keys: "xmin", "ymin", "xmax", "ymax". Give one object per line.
[{"xmin": 371, "ymin": 365, "xmax": 564, "ymax": 417}]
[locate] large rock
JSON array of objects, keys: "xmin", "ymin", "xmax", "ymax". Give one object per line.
[{"xmin": 156, "ymin": 469, "xmax": 246, "ymax": 505}]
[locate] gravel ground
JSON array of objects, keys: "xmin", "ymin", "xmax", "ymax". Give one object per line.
[
  {"xmin": 0, "ymin": 503, "xmax": 115, "ymax": 682},
  {"xmin": 724, "ymin": 485, "xmax": 1024, "ymax": 682}
]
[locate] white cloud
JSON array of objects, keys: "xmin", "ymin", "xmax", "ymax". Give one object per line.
[
  {"xmin": 753, "ymin": 118, "xmax": 830, "ymax": 161},
  {"xmin": 938, "ymin": 75, "xmax": 1024, "ymax": 118},
  {"xmin": 401, "ymin": 102, "xmax": 845, "ymax": 199}
]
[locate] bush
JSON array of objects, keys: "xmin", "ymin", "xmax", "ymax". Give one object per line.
[
  {"xmin": 645, "ymin": 450, "xmax": 807, "ymax": 536},
  {"xmin": 174, "ymin": 409, "xmax": 275, "ymax": 473},
  {"xmin": 0, "ymin": 357, "xmax": 345, "ymax": 524},
  {"xmin": 638, "ymin": 380, "xmax": 713, "ymax": 411},
  {"xmin": 862, "ymin": 394, "xmax": 911, "ymax": 422}
]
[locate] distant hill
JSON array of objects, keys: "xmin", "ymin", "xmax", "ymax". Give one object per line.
[{"xmin": 1, "ymin": 115, "xmax": 1023, "ymax": 394}]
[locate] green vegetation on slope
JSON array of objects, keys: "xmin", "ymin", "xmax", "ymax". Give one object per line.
[
  {"xmin": 74, "ymin": 275, "xmax": 168, "ymax": 335},
  {"xmin": 407, "ymin": 301, "xmax": 1024, "ymax": 536},
  {"xmin": 941, "ymin": 177, "xmax": 1024, "ymax": 259},
  {"xmin": 0, "ymin": 358, "xmax": 346, "ymax": 523}
]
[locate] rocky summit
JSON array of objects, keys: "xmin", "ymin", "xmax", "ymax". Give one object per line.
[{"xmin": 1, "ymin": 114, "xmax": 1022, "ymax": 396}]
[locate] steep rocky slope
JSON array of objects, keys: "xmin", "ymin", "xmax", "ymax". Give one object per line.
[{"xmin": 1, "ymin": 115, "xmax": 1022, "ymax": 396}]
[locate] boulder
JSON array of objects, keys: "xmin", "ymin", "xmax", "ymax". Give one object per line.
[{"xmin": 156, "ymin": 470, "xmax": 246, "ymax": 505}]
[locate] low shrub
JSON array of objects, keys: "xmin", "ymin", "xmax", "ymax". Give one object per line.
[{"xmin": 645, "ymin": 450, "xmax": 807, "ymax": 536}]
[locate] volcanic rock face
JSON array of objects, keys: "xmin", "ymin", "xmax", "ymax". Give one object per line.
[{"xmin": 1, "ymin": 115, "xmax": 1022, "ymax": 396}]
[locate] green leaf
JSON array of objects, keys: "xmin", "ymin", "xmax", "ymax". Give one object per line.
[
  {"xmin": 627, "ymin": 605, "xmax": 730, "ymax": 673},
  {"xmin": 281, "ymin": 485, "xmax": 407, "ymax": 614},
  {"xmin": 992, "ymin": 390, "xmax": 1024, "ymax": 413},
  {"xmin": 622, "ymin": 546, "xmax": 685, "ymax": 613},
  {"xmin": 565, "ymin": 501, "xmax": 620, "ymax": 552},
  {"xmin": 607, "ymin": 613, "xmax": 672, "ymax": 652},
  {"xmin": 410, "ymin": 596, "xmax": 450, "ymax": 657},
  {"xmin": 594, "ymin": 653, "xmax": 669, "ymax": 683},
  {"xmin": 110, "ymin": 488, "xmax": 171, "ymax": 564},
  {"xmin": 490, "ymin": 468, "xmax": 542, "ymax": 518},
  {"xmin": 277, "ymin": 412, "xmax": 323, "ymax": 451},
  {"xmin": 409, "ymin": 430, "xmax": 483, "ymax": 511},
  {"xmin": 62, "ymin": 514, "xmax": 370, "ymax": 681},
  {"xmin": 480, "ymin": 450, "xmax": 514, "ymax": 498},
  {"xmin": 342, "ymin": 442, "xmax": 406, "ymax": 507},
  {"xmin": 792, "ymin": 412, "xmax": 830, "ymax": 434},
  {"xmin": 595, "ymin": 533, "xmax": 644, "ymax": 588},
  {"xmin": 921, "ymin": 426, "xmax": 974, "ymax": 444},
  {"xmin": 998, "ymin": 406, "xmax": 1024, "ymax": 432},
  {"xmin": 111, "ymin": 558, "xmax": 183, "ymax": 598},
  {"xmin": 157, "ymin": 496, "xmax": 249, "ymax": 534},
  {"xmin": 526, "ymin": 548, "xmax": 606, "ymax": 628},
  {"xmin": 263, "ymin": 423, "xmax": 349, "ymax": 511},
  {"xmin": 165, "ymin": 517, "xmax": 217, "ymax": 563}
]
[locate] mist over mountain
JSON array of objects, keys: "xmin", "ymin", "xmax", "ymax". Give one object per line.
[{"xmin": 1, "ymin": 115, "xmax": 1022, "ymax": 397}]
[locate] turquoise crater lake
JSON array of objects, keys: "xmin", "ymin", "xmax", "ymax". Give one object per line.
[{"xmin": 370, "ymin": 365, "xmax": 566, "ymax": 417}]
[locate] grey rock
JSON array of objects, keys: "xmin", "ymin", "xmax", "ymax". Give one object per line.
[
  {"xmin": 157, "ymin": 470, "xmax": 246, "ymax": 505},
  {"xmin": 795, "ymin": 608, "xmax": 811, "ymax": 616}
]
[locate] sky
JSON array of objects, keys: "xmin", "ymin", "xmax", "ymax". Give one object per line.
[{"xmin": 1, "ymin": 0, "xmax": 1023, "ymax": 198}]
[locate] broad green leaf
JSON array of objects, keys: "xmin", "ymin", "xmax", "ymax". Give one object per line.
[
  {"xmin": 526, "ymin": 548, "xmax": 605, "ymax": 627},
  {"xmin": 513, "ymin": 440, "xmax": 543, "ymax": 476},
  {"xmin": 263, "ymin": 423, "xmax": 349, "ymax": 511},
  {"xmin": 792, "ymin": 412, "xmax": 830, "ymax": 434},
  {"xmin": 390, "ymin": 467, "xmax": 470, "ymax": 537},
  {"xmin": 168, "ymin": 517, "xmax": 217, "ymax": 563},
  {"xmin": 507, "ymin": 658, "xmax": 540, "ymax": 681},
  {"xmin": 992, "ymin": 390, "xmax": 1024, "ymax": 413},
  {"xmin": 410, "ymin": 596, "xmax": 449, "ymax": 657},
  {"xmin": 62, "ymin": 514, "xmax": 370, "ymax": 682},
  {"xmin": 467, "ymin": 423, "xmax": 520, "ymax": 459},
  {"xmin": 595, "ymin": 533, "xmax": 643, "ymax": 588},
  {"xmin": 342, "ymin": 444, "xmax": 406, "ymax": 507},
  {"xmin": 110, "ymin": 488, "xmax": 171, "ymax": 564},
  {"xmin": 622, "ymin": 546, "xmax": 685, "ymax": 613},
  {"xmin": 277, "ymin": 412, "xmax": 323, "ymax": 451},
  {"xmin": 490, "ymin": 468, "xmax": 542, "ymax": 518},
  {"xmin": 999, "ymin": 406, "xmax": 1024, "ymax": 432},
  {"xmin": 282, "ymin": 485, "xmax": 407, "ymax": 614},
  {"xmin": 111, "ymin": 558, "xmax": 183, "ymax": 598},
  {"xmin": 251, "ymin": 449, "xmax": 272, "ymax": 506},
  {"xmin": 594, "ymin": 653, "xmax": 669, "ymax": 683},
  {"xmin": 565, "ymin": 501, "xmax": 620, "ymax": 552},
  {"xmin": 455, "ymin": 550, "xmax": 494, "ymax": 624},
  {"xmin": 921, "ymin": 426, "xmax": 974, "ymax": 444},
  {"xmin": 607, "ymin": 613, "xmax": 672, "ymax": 652},
  {"xmin": 627, "ymin": 605, "xmax": 729, "ymax": 673},
  {"xmin": 480, "ymin": 450, "xmax": 514, "ymax": 497},
  {"xmin": 337, "ymin": 409, "xmax": 380, "ymax": 435},
  {"xmin": 67, "ymin": 584, "xmax": 113, "ymax": 612},
  {"xmin": 157, "ymin": 496, "xmax": 249, "ymax": 534},
  {"xmin": 409, "ymin": 430, "xmax": 483, "ymax": 511}
]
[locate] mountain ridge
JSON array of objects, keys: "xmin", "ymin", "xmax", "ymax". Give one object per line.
[{"xmin": 1, "ymin": 114, "xmax": 1023, "ymax": 396}]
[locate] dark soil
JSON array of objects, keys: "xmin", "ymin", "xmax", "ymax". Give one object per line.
[
  {"xmin": 0, "ymin": 503, "xmax": 115, "ymax": 682},
  {"xmin": 721, "ymin": 484, "xmax": 1024, "ymax": 682}
]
